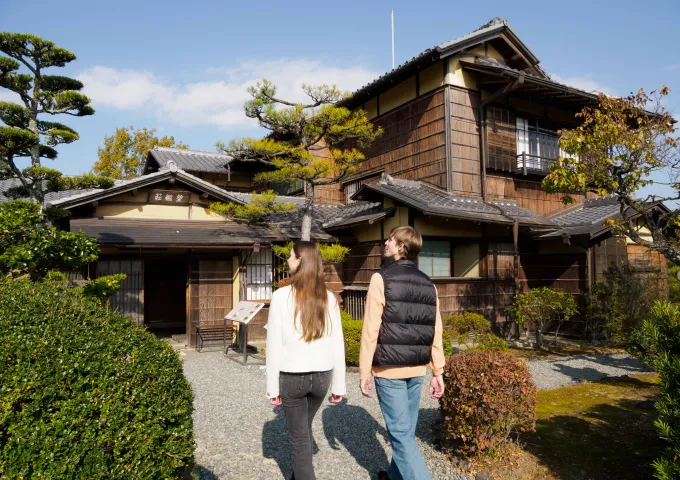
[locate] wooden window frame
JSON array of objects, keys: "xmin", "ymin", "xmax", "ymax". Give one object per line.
[{"xmin": 418, "ymin": 237, "xmax": 486, "ymax": 280}]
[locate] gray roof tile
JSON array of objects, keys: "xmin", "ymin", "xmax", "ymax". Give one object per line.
[
  {"xmin": 147, "ymin": 147, "xmax": 232, "ymax": 174},
  {"xmin": 343, "ymin": 17, "xmax": 544, "ymax": 105},
  {"xmin": 351, "ymin": 174, "xmax": 554, "ymax": 226}
]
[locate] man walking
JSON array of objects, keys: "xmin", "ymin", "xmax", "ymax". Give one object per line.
[{"xmin": 360, "ymin": 226, "xmax": 445, "ymax": 480}]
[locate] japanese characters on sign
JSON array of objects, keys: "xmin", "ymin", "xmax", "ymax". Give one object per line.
[{"xmin": 147, "ymin": 189, "xmax": 191, "ymax": 205}]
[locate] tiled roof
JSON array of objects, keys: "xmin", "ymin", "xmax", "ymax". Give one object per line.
[
  {"xmin": 352, "ymin": 174, "xmax": 554, "ymax": 226},
  {"xmin": 343, "ymin": 17, "xmax": 544, "ymax": 106},
  {"xmin": 146, "ymin": 147, "xmax": 232, "ymax": 174},
  {"xmin": 538, "ymin": 195, "xmax": 670, "ymax": 239},
  {"xmin": 49, "ymin": 166, "xmax": 245, "ymax": 208},
  {"xmin": 550, "ymin": 196, "xmax": 621, "ymax": 226},
  {"xmin": 0, "ymin": 178, "xmax": 101, "ymax": 204},
  {"xmin": 538, "ymin": 196, "xmax": 624, "ymax": 238}
]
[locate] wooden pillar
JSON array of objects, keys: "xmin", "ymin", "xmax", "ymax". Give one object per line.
[
  {"xmin": 586, "ymin": 246, "xmax": 593, "ymax": 294},
  {"xmin": 513, "ymin": 220, "xmax": 520, "ymax": 339},
  {"xmin": 513, "ymin": 220, "xmax": 520, "ymax": 287}
]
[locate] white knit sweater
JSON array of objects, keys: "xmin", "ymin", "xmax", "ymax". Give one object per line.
[{"xmin": 265, "ymin": 286, "xmax": 346, "ymax": 398}]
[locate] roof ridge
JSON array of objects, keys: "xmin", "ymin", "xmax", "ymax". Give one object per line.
[{"xmin": 153, "ymin": 146, "xmax": 231, "ymax": 158}]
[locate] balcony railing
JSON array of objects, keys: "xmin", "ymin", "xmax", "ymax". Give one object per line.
[{"xmin": 514, "ymin": 153, "xmax": 557, "ymax": 176}]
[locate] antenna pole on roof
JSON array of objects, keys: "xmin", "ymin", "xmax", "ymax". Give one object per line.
[{"xmin": 391, "ymin": 9, "xmax": 395, "ymax": 70}]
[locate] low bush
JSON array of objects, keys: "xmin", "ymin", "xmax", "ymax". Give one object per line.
[
  {"xmin": 507, "ymin": 287, "xmax": 578, "ymax": 348},
  {"xmin": 442, "ymin": 312, "xmax": 507, "ymax": 355},
  {"xmin": 440, "ymin": 351, "xmax": 537, "ymax": 455},
  {"xmin": 0, "ymin": 278, "xmax": 195, "ymax": 478},
  {"xmin": 341, "ymin": 310, "xmax": 363, "ymax": 366},
  {"xmin": 628, "ymin": 301, "xmax": 680, "ymax": 480}
]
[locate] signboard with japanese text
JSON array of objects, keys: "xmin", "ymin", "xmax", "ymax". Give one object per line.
[
  {"xmin": 147, "ymin": 189, "xmax": 191, "ymax": 205},
  {"xmin": 225, "ymin": 301, "xmax": 265, "ymax": 324}
]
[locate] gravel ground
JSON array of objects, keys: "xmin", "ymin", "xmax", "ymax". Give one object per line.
[
  {"xmin": 182, "ymin": 350, "xmax": 652, "ymax": 479},
  {"xmin": 524, "ymin": 353, "xmax": 653, "ymax": 390},
  {"xmin": 181, "ymin": 350, "xmax": 470, "ymax": 480}
]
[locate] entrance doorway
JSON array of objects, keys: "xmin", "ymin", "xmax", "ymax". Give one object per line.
[{"xmin": 144, "ymin": 258, "xmax": 187, "ymax": 335}]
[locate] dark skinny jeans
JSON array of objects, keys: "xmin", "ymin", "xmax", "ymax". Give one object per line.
[{"xmin": 280, "ymin": 370, "xmax": 332, "ymax": 480}]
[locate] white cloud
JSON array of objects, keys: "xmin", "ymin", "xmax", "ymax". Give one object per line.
[
  {"xmin": 77, "ymin": 60, "xmax": 380, "ymax": 129},
  {"xmin": 551, "ymin": 74, "xmax": 615, "ymax": 96},
  {"xmin": 0, "ymin": 90, "xmax": 21, "ymax": 103}
]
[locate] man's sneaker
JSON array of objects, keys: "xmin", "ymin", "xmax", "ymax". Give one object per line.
[{"xmin": 377, "ymin": 472, "xmax": 390, "ymax": 480}]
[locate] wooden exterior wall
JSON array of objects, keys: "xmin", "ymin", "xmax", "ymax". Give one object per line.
[
  {"xmin": 340, "ymin": 237, "xmax": 595, "ymax": 336},
  {"xmin": 592, "ymin": 237, "xmax": 669, "ymax": 296},
  {"xmin": 348, "ymin": 89, "xmax": 448, "ymax": 190},
  {"xmin": 486, "ymin": 173, "xmax": 588, "ymax": 217},
  {"xmin": 448, "ymin": 86, "xmax": 482, "ymax": 196},
  {"xmin": 187, "ymin": 257, "xmax": 234, "ymax": 348}
]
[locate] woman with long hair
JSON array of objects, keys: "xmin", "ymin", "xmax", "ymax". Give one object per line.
[{"xmin": 266, "ymin": 241, "xmax": 346, "ymax": 480}]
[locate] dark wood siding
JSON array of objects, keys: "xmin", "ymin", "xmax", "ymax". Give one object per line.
[
  {"xmin": 349, "ymin": 89, "xmax": 447, "ymax": 190},
  {"xmin": 188, "ymin": 257, "xmax": 233, "ymax": 348},
  {"xmin": 343, "ymin": 242, "xmax": 383, "ymax": 287},
  {"xmin": 449, "ymin": 86, "xmax": 482, "ymax": 196},
  {"xmin": 486, "ymin": 172, "xmax": 589, "ymax": 216}
]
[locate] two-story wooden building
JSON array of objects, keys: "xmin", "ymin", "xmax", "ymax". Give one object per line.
[{"xmin": 39, "ymin": 17, "xmax": 667, "ymax": 345}]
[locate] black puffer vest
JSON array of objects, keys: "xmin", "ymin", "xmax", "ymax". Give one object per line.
[{"xmin": 372, "ymin": 258, "xmax": 437, "ymax": 367}]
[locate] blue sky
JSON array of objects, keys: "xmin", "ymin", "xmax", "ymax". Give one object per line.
[{"xmin": 2, "ymin": 0, "xmax": 679, "ymax": 185}]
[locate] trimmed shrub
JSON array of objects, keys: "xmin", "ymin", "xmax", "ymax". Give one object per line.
[
  {"xmin": 341, "ymin": 310, "xmax": 363, "ymax": 366},
  {"xmin": 507, "ymin": 287, "xmax": 578, "ymax": 348},
  {"xmin": 0, "ymin": 278, "xmax": 195, "ymax": 478},
  {"xmin": 443, "ymin": 312, "xmax": 507, "ymax": 355},
  {"xmin": 628, "ymin": 301, "xmax": 680, "ymax": 480},
  {"xmin": 440, "ymin": 351, "xmax": 537, "ymax": 455}
]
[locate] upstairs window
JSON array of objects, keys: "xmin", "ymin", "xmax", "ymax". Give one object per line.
[{"xmin": 516, "ymin": 118, "xmax": 571, "ymax": 173}]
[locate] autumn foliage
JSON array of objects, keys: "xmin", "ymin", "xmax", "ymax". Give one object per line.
[{"xmin": 440, "ymin": 351, "xmax": 537, "ymax": 455}]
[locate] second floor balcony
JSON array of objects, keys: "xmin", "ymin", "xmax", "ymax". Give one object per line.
[{"xmin": 514, "ymin": 152, "xmax": 557, "ymax": 175}]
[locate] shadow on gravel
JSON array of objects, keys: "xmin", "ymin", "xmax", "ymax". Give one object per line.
[
  {"xmin": 262, "ymin": 407, "xmax": 293, "ymax": 479},
  {"xmin": 549, "ymin": 356, "xmax": 651, "ymax": 384},
  {"xmin": 190, "ymin": 465, "xmax": 219, "ymax": 480},
  {"xmin": 415, "ymin": 408, "xmax": 444, "ymax": 449},
  {"xmin": 322, "ymin": 399, "xmax": 390, "ymax": 476}
]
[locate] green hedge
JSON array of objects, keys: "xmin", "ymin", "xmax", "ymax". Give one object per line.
[
  {"xmin": 0, "ymin": 278, "xmax": 195, "ymax": 478},
  {"xmin": 629, "ymin": 301, "xmax": 680, "ymax": 480},
  {"xmin": 341, "ymin": 311, "xmax": 363, "ymax": 367}
]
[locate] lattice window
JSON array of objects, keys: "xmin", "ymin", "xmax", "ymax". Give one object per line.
[
  {"xmin": 246, "ymin": 248, "xmax": 273, "ymax": 301},
  {"xmin": 342, "ymin": 289, "xmax": 368, "ymax": 320}
]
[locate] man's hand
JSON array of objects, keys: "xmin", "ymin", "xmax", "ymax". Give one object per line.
[
  {"xmin": 429, "ymin": 375, "xmax": 444, "ymax": 399},
  {"xmin": 269, "ymin": 396, "xmax": 282, "ymax": 406},
  {"xmin": 330, "ymin": 394, "xmax": 343, "ymax": 404},
  {"xmin": 360, "ymin": 377, "xmax": 374, "ymax": 398}
]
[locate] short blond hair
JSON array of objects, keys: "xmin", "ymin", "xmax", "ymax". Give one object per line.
[{"xmin": 389, "ymin": 226, "xmax": 423, "ymax": 261}]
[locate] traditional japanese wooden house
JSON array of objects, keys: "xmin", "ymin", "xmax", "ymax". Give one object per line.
[{"xmin": 28, "ymin": 17, "xmax": 667, "ymax": 345}]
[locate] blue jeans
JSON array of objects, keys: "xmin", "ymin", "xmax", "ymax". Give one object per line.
[{"xmin": 374, "ymin": 376, "xmax": 431, "ymax": 480}]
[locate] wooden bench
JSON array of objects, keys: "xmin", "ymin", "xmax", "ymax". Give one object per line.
[{"xmin": 196, "ymin": 321, "xmax": 234, "ymax": 352}]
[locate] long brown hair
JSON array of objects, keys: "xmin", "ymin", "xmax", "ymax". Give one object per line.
[{"xmin": 290, "ymin": 241, "xmax": 329, "ymax": 342}]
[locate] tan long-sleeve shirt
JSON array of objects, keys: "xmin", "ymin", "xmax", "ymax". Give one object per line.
[{"xmin": 359, "ymin": 272, "xmax": 446, "ymax": 380}]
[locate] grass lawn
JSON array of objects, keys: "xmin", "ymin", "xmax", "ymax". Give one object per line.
[{"xmin": 467, "ymin": 374, "xmax": 663, "ymax": 480}]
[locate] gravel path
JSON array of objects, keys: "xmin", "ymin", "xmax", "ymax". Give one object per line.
[
  {"xmin": 182, "ymin": 351, "xmax": 653, "ymax": 479},
  {"xmin": 181, "ymin": 350, "xmax": 469, "ymax": 480},
  {"xmin": 525, "ymin": 353, "xmax": 653, "ymax": 390}
]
